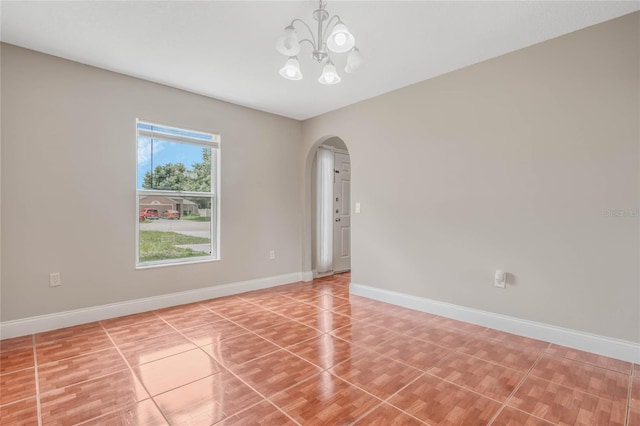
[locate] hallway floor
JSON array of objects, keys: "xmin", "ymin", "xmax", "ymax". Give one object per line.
[{"xmin": 1, "ymin": 273, "xmax": 638, "ymax": 425}]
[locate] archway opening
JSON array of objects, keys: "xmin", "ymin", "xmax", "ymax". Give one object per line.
[{"xmin": 305, "ymin": 136, "xmax": 351, "ymax": 278}]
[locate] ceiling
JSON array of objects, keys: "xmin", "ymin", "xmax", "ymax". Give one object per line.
[{"xmin": 1, "ymin": 1, "xmax": 637, "ymax": 120}]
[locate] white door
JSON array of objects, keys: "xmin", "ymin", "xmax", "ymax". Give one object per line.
[{"xmin": 333, "ymin": 152, "xmax": 351, "ymax": 272}]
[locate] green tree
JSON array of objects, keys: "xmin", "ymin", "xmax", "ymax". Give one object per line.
[
  {"xmin": 185, "ymin": 148, "xmax": 211, "ymax": 192},
  {"xmin": 143, "ymin": 163, "xmax": 189, "ymax": 190}
]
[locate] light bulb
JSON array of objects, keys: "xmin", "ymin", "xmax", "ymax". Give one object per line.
[
  {"xmin": 279, "ymin": 57, "xmax": 302, "ymax": 81},
  {"xmin": 327, "ymin": 21, "xmax": 355, "ymax": 53},
  {"xmin": 275, "ymin": 26, "xmax": 300, "ymax": 56},
  {"xmin": 318, "ymin": 61, "xmax": 341, "ymax": 85}
]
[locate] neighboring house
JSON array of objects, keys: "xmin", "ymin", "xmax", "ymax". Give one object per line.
[{"xmin": 139, "ymin": 196, "xmax": 199, "ymax": 216}]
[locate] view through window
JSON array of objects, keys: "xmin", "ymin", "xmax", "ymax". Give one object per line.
[{"xmin": 136, "ymin": 121, "xmax": 220, "ymax": 267}]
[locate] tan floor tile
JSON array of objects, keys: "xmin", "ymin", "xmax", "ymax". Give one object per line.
[
  {"xmin": 38, "ymin": 347, "xmax": 127, "ymax": 393},
  {"xmin": 302, "ymin": 294, "xmax": 351, "ymax": 310},
  {"xmin": 629, "ymin": 406, "xmax": 640, "ymax": 426},
  {"xmin": 219, "ymin": 400, "xmax": 295, "ymax": 426},
  {"xmin": 271, "ymin": 371, "xmax": 380, "ymax": 425},
  {"xmin": 458, "ymin": 336, "xmax": 544, "ymax": 371},
  {"xmin": 202, "ymin": 333, "xmax": 280, "ymax": 368},
  {"xmin": 531, "ymin": 354, "xmax": 628, "ymax": 402},
  {"xmin": 253, "ymin": 320, "xmax": 320, "ymax": 347},
  {"xmin": 180, "ymin": 320, "xmax": 249, "ymax": 347},
  {"xmin": 330, "ymin": 321, "xmax": 399, "ymax": 348},
  {"xmin": 428, "ymin": 316, "xmax": 487, "ymax": 334},
  {"xmin": 154, "ymin": 302, "xmax": 209, "ymax": 318},
  {"xmin": 233, "ymin": 349, "xmax": 321, "ymax": 396},
  {"xmin": 0, "ymin": 367, "xmax": 36, "ymax": 405},
  {"xmin": 491, "ymin": 406, "xmax": 555, "ymax": 425},
  {"xmin": 353, "ymin": 403, "xmax": 425, "ymax": 425},
  {"xmin": 40, "ymin": 369, "xmax": 149, "ymax": 425},
  {"xmin": 230, "ymin": 310, "xmax": 292, "ymax": 333},
  {"xmin": 428, "ymin": 352, "xmax": 525, "ymax": 402},
  {"xmin": 389, "ymin": 373, "xmax": 501, "ymax": 425},
  {"xmin": 509, "ymin": 376, "xmax": 627, "ymax": 426},
  {"xmin": 100, "ymin": 311, "xmax": 160, "ymax": 330},
  {"xmin": 9, "ymin": 272, "xmax": 634, "ymax": 426},
  {"xmin": 159, "ymin": 310, "xmax": 225, "ymax": 331},
  {"xmin": 153, "ymin": 371, "xmax": 262, "ymax": 424},
  {"xmin": 0, "ymin": 347, "xmax": 34, "ymax": 374},
  {"xmin": 0, "ymin": 397, "xmax": 38, "ymax": 426},
  {"xmin": 405, "ymin": 324, "xmax": 474, "ymax": 349},
  {"xmin": 239, "ymin": 293, "xmax": 298, "ymax": 309},
  {"xmin": 282, "ymin": 288, "xmax": 325, "ymax": 303},
  {"xmin": 631, "ymin": 374, "xmax": 640, "ymax": 408},
  {"xmin": 106, "ymin": 318, "xmax": 176, "ymax": 345},
  {"xmin": 481, "ymin": 329, "xmax": 550, "ymax": 348},
  {"xmin": 36, "ymin": 330, "xmax": 114, "ymax": 363},
  {"xmin": 546, "ymin": 344, "xmax": 632, "ymax": 374},
  {"xmin": 296, "ymin": 310, "xmax": 353, "ymax": 332},
  {"xmin": 287, "ymin": 333, "xmax": 358, "ymax": 369},
  {"xmin": 266, "ymin": 301, "xmax": 326, "ymax": 320},
  {"xmin": 78, "ymin": 399, "xmax": 168, "ymax": 425},
  {"xmin": 0, "ymin": 335, "xmax": 33, "ymax": 353},
  {"xmin": 35, "ymin": 322, "xmax": 103, "ymax": 343},
  {"xmin": 198, "ymin": 295, "xmax": 247, "ymax": 311},
  {"xmin": 365, "ymin": 312, "xmax": 426, "ymax": 334},
  {"xmin": 206, "ymin": 300, "xmax": 264, "ymax": 319},
  {"xmin": 330, "ymin": 348, "xmax": 422, "ymax": 399},
  {"xmin": 133, "ymin": 348, "xmax": 221, "ymax": 396},
  {"xmin": 119, "ymin": 332, "xmax": 197, "ymax": 366},
  {"xmin": 332, "ymin": 302, "xmax": 385, "ymax": 320},
  {"xmin": 371, "ymin": 333, "xmax": 451, "ymax": 371}
]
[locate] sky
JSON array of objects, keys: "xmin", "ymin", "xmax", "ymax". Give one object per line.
[
  {"xmin": 136, "ymin": 122, "xmax": 214, "ymax": 189},
  {"xmin": 136, "ymin": 138, "xmax": 205, "ymax": 189}
]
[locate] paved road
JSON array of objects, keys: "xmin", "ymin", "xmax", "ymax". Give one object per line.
[{"xmin": 140, "ymin": 219, "xmax": 211, "ymax": 239}]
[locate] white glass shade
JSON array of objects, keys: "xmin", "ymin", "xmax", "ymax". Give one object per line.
[
  {"xmin": 326, "ymin": 22, "xmax": 355, "ymax": 53},
  {"xmin": 275, "ymin": 27, "xmax": 300, "ymax": 56},
  {"xmin": 345, "ymin": 47, "xmax": 362, "ymax": 74},
  {"xmin": 279, "ymin": 57, "xmax": 303, "ymax": 80},
  {"xmin": 318, "ymin": 61, "xmax": 341, "ymax": 85}
]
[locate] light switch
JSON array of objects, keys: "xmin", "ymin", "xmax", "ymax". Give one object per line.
[{"xmin": 355, "ymin": 202, "xmax": 361, "ymax": 213}]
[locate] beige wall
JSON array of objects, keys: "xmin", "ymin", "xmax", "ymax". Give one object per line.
[
  {"xmin": 1, "ymin": 44, "xmax": 303, "ymax": 321},
  {"xmin": 302, "ymin": 13, "xmax": 640, "ymax": 342}
]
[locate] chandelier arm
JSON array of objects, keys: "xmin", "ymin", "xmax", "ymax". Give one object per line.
[
  {"xmin": 322, "ymin": 14, "xmax": 342, "ymax": 42},
  {"xmin": 298, "ymin": 38, "xmax": 317, "ymax": 51},
  {"xmin": 290, "ymin": 18, "xmax": 317, "ymax": 48}
]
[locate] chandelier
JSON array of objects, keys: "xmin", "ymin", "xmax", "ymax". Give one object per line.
[{"xmin": 275, "ymin": 0, "xmax": 363, "ymax": 85}]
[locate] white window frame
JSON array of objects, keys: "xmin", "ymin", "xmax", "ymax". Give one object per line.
[{"xmin": 135, "ymin": 119, "xmax": 221, "ymax": 269}]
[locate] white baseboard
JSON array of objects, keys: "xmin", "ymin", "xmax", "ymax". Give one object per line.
[
  {"xmin": 350, "ymin": 282, "xmax": 640, "ymax": 364},
  {"xmin": 0, "ymin": 272, "xmax": 304, "ymax": 339},
  {"xmin": 301, "ymin": 270, "xmax": 314, "ymax": 282}
]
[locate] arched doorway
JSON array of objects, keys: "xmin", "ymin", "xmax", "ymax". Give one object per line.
[{"xmin": 306, "ymin": 136, "xmax": 351, "ymax": 278}]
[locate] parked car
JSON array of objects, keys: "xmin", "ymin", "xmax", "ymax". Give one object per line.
[
  {"xmin": 162, "ymin": 210, "xmax": 180, "ymax": 220},
  {"xmin": 140, "ymin": 208, "xmax": 159, "ymax": 220}
]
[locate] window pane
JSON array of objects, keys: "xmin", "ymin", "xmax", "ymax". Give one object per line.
[
  {"xmin": 137, "ymin": 137, "xmax": 212, "ymax": 192},
  {"xmin": 138, "ymin": 195, "xmax": 216, "ymax": 263}
]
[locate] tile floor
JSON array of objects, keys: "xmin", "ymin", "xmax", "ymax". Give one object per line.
[{"xmin": 0, "ymin": 273, "xmax": 638, "ymax": 425}]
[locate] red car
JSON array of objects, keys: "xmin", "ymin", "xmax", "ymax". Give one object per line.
[
  {"xmin": 140, "ymin": 208, "xmax": 159, "ymax": 220},
  {"xmin": 162, "ymin": 210, "xmax": 180, "ymax": 220}
]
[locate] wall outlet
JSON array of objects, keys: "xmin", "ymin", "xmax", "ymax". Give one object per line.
[
  {"xmin": 49, "ymin": 272, "xmax": 61, "ymax": 287},
  {"xmin": 269, "ymin": 250, "xmax": 276, "ymax": 260}
]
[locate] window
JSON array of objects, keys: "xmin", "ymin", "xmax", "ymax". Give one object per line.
[{"xmin": 136, "ymin": 120, "xmax": 220, "ymax": 267}]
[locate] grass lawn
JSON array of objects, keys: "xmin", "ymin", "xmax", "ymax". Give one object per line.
[
  {"xmin": 181, "ymin": 216, "xmax": 211, "ymax": 222},
  {"xmin": 139, "ymin": 231, "xmax": 210, "ymax": 262}
]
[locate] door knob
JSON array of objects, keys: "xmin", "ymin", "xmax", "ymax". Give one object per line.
[{"xmin": 335, "ymin": 218, "xmax": 341, "ymax": 222}]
